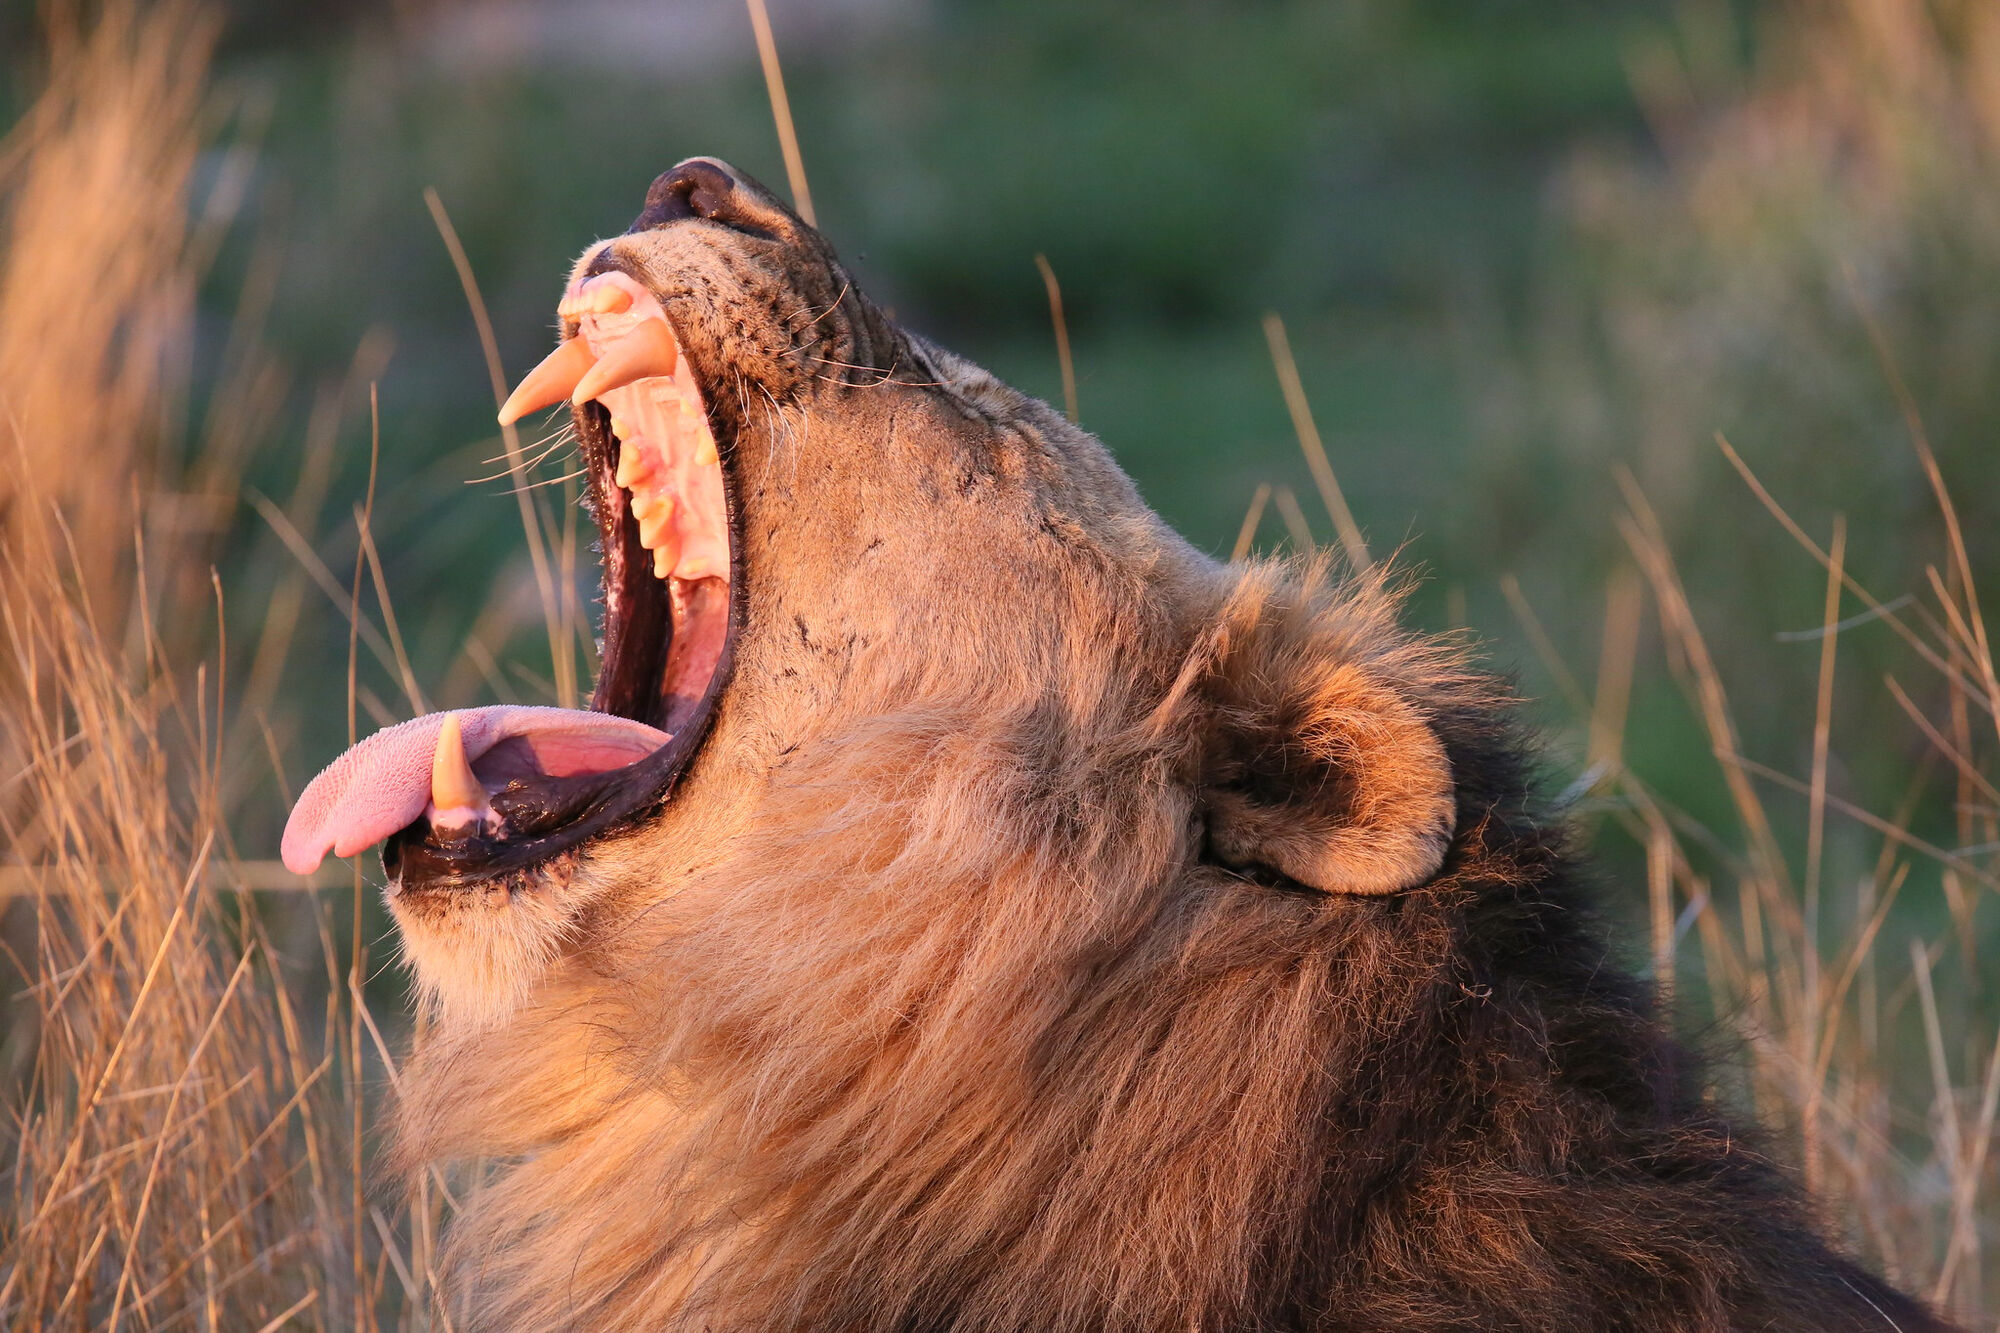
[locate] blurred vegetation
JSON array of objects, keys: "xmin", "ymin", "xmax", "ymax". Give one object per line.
[
  {"xmin": 117, "ymin": 0, "xmax": 1683, "ymax": 807},
  {"xmin": 3, "ymin": 0, "xmax": 1997, "ymax": 1323}
]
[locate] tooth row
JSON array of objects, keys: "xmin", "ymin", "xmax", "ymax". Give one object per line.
[{"xmin": 500, "ymin": 272, "xmax": 725, "ymax": 588}]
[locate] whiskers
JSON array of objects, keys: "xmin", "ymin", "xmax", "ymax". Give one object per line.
[
  {"xmin": 467, "ymin": 418, "xmax": 584, "ymax": 493},
  {"xmin": 783, "ymin": 278, "xmax": 853, "ymax": 336},
  {"xmin": 804, "ymin": 348, "xmax": 944, "ymax": 390}
]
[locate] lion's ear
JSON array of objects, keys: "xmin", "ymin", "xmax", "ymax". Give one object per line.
[{"xmin": 1200, "ymin": 670, "xmax": 1456, "ymax": 896}]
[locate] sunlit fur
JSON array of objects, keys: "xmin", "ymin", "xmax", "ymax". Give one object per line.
[
  {"xmin": 390, "ymin": 858, "xmax": 581, "ymax": 1028},
  {"xmin": 393, "ymin": 160, "xmax": 1950, "ymax": 1331}
]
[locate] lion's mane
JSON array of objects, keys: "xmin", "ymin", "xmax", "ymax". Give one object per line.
[{"xmin": 398, "ymin": 561, "xmax": 1922, "ymax": 1332}]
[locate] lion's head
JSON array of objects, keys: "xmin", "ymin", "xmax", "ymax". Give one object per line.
[
  {"xmin": 283, "ymin": 158, "xmax": 1458, "ymax": 1025},
  {"xmin": 278, "ymin": 159, "xmax": 1488, "ymax": 1329}
]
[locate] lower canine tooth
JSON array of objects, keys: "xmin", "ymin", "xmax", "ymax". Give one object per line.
[{"xmin": 430, "ymin": 714, "xmax": 491, "ymax": 821}]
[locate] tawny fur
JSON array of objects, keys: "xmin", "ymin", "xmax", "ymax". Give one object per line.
[{"xmin": 389, "ymin": 160, "xmax": 1950, "ymax": 1332}]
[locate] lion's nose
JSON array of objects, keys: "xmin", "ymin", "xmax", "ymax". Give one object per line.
[{"xmin": 631, "ymin": 158, "xmax": 792, "ymax": 239}]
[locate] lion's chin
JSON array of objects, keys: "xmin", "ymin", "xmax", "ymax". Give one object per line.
[{"xmin": 388, "ymin": 859, "xmax": 582, "ymax": 1029}]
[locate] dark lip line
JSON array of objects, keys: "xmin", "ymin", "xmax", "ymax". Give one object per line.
[{"xmin": 384, "ymin": 273, "xmax": 743, "ymax": 893}]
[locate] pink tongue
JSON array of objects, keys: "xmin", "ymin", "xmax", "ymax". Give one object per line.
[{"xmin": 280, "ymin": 706, "xmax": 670, "ymax": 875}]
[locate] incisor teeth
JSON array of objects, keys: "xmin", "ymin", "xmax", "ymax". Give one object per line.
[
  {"xmin": 557, "ymin": 279, "xmax": 635, "ymax": 319},
  {"xmin": 498, "ymin": 336, "xmax": 596, "ymax": 426},
  {"xmin": 583, "ymin": 282, "xmax": 633, "ymax": 314},
  {"xmin": 572, "ymin": 318, "xmax": 678, "ymax": 405},
  {"xmin": 430, "ymin": 714, "xmax": 488, "ymax": 814}
]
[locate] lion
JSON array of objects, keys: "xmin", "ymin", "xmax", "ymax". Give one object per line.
[{"xmin": 282, "ymin": 159, "xmax": 1950, "ymax": 1331}]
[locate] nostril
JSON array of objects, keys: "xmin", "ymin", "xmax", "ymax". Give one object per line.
[
  {"xmin": 686, "ymin": 182, "xmax": 726, "ymax": 219},
  {"xmin": 682, "ymin": 173, "xmax": 732, "ymax": 221}
]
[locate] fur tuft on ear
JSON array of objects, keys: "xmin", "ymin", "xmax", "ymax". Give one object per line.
[{"xmin": 1172, "ymin": 562, "xmax": 1459, "ymax": 896}]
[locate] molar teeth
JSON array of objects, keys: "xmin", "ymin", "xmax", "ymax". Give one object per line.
[
  {"xmin": 647, "ymin": 520, "xmax": 682, "ymax": 577},
  {"xmin": 636, "ymin": 494, "xmax": 674, "ymax": 550},
  {"xmin": 610, "ymin": 415, "xmax": 631, "ymax": 439},
  {"xmin": 694, "ymin": 433, "xmax": 718, "ymax": 467},
  {"xmin": 615, "ymin": 444, "xmax": 650, "ymax": 489}
]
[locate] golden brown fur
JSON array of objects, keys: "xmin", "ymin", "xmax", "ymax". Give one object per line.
[{"xmin": 391, "ymin": 160, "xmax": 1947, "ymax": 1331}]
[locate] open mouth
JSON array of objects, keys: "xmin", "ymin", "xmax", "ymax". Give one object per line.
[{"xmin": 279, "ymin": 268, "xmax": 738, "ymax": 890}]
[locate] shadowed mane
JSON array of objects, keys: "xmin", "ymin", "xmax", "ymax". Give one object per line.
[{"xmin": 398, "ymin": 561, "xmax": 1934, "ymax": 1331}]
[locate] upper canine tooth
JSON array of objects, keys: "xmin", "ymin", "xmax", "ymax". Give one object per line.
[
  {"xmin": 571, "ymin": 319, "xmax": 678, "ymax": 405},
  {"xmin": 498, "ymin": 337, "xmax": 596, "ymax": 426}
]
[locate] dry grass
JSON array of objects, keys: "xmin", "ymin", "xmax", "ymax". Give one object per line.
[
  {"xmin": 0, "ymin": 0, "xmax": 1993, "ymax": 1327},
  {"xmin": 1485, "ymin": 4, "xmax": 2000, "ymax": 1314},
  {"xmin": 0, "ymin": 0, "xmax": 216, "ymax": 628},
  {"xmin": 0, "ymin": 511, "xmax": 354, "ymax": 1328},
  {"xmin": 1537, "ymin": 441, "xmax": 1999, "ymax": 1318},
  {"xmin": 0, "ymin": 4, "xmax": 435, "ymax": 1327}
]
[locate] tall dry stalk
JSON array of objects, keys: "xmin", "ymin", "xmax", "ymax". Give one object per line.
[
  {"xmin": 1603, "ymin": 441, "xmax": 1999, "ymax": 1319},
  {"xmin": 1493, "ymin": 5, "xmax": 2000, "ymax": 1314},
  {"xmin": 1272, "ymin": 241, "xmax": 1995, "ymax": 1321}
]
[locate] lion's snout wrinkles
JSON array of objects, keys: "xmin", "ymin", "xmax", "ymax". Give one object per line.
[{"xmin": 386, "ymin": 161, "xmax": 1953, "ymax": 1333}]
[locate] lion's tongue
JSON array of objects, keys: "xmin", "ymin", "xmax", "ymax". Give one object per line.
[{"xmin": 280, "ymin": 706, "xmax": 670, "ymax": 875}]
